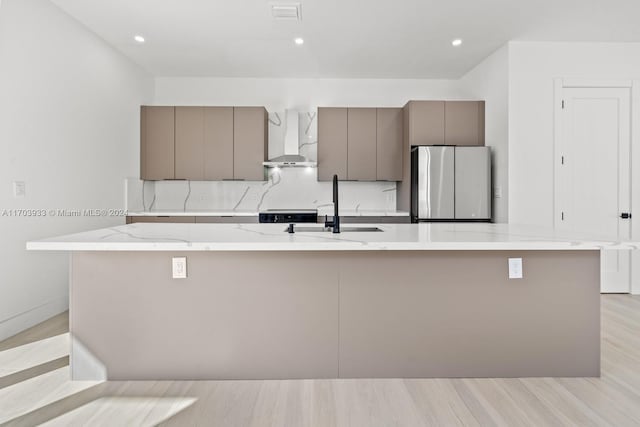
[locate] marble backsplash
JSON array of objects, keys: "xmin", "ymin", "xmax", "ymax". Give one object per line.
[
  {"xmin": 126, "ymin": 169, "xmax": 396, "ymax": 213},
  {"xmin": 126, "ymin": 110, "xmax": 397, "ymax": 213}
]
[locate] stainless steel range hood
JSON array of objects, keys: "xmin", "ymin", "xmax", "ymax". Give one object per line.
[{"xmin": 263, "ymin": 110, "xmax": 317, "ymax": 168}]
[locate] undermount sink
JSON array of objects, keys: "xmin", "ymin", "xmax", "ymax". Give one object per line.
[{"xmin": 286, "ymin": 226, "xmax": 384, "ymax": 233}]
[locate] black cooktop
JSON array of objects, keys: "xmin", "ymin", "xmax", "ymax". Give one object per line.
[{"xmin": 258, "ymin": 209, "xmax": 318, "ymax": 223}]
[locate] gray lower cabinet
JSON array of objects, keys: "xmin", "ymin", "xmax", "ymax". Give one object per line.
[
  {"xmin": 127, "ymin": 216, "xmax": 196, "ymax": 224},
  {"xmin": 70, "ymin": 250, "xmax": 597, "ymax": 379},
  {"xmin": 127, "ymin": 216, "xmax": 259, "ymax": 224},
  {"xmin": 318, "ymin": 107, "xmax": 348, "ymax": 181},
  {"xmin": 141, "ymin": 106, "xmax": 175, "ymax": 180},
  {"xmin": 195, "ymin": 216, "xmax": 259, "ymax": 224},
  {"xmin": 316, "ymin": 216, "xmax": 410, "ymax": 224}
]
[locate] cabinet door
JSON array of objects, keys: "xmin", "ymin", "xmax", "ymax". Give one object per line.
[
  {"xmin": 318, "ymin": 108, "xmax": 348, "ymax": 181},
  {"xmin": 233, "ymin": 107, "xmax": 267, "ymax": 181},
  {"xmin": 407, "ymin": 101, "xmax": 444, "ymax": 146},
  {"xmin": 195, "ymin": 216, "xmax": 259, "ymax": 224},
  {"xmin": 376, "ymin": 108, "xmax": 403, "ymax": 181},
  {"xmin": 347, "ymin": 108, "xmax": 377, "ymax": 181},
  {"xmin": 127, "ymin": 216, "xmax": 196, "ymax": 223},
  {"xmin": 204, "ymin": 107, "xmax": 234, "ymax": 180},
  {"xmin": 445, "ymin": 101, "xmax": 485, "ymax": 146},
  {"xmin": 141, "ymin": 106, "xmax": 175, "ymax": 180},
  {"xmin": 175, "ymin": 107, "xmax": 204, "ymax": 180}
]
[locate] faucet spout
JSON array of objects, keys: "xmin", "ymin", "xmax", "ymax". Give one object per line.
[{"xmin": 324, "ymin": 174, "xmax": 341, "ymax": 233}]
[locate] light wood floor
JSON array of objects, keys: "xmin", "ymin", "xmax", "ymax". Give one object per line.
[{"xmin": 1, "ymin": 295, "xmax": 639, "ymax": 426}]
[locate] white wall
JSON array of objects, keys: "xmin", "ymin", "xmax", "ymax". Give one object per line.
[
  {"xmin": 459, "ymin": 45, "xmax": 509, "ymax": 223},
  {"xmin": 0, "ymin": 0, "xmax": 153, "ymax": 340},
  {"xmin": 154, "ymin": 77, "xmax": 463, "ymax": 110},
  {"xmin": 508, "ymin": 42, "xmax": 640, "ymax": 227}
]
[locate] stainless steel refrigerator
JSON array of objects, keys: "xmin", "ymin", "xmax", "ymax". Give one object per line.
[{"xmin": 411, "ymin": 146, "xmax": 491, "ymax": 222}]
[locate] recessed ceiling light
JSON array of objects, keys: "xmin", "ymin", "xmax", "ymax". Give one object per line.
[
  {"xmin": 134, "ymin": 35, "xmax": 145, "ymax": 43},
  {"xmin": 451, "ymin": 39, "xmax": 462, "ymax": 47},
  {"xmin": 294, "ymin": 37, "xmax": 304, "ymax": 45}
]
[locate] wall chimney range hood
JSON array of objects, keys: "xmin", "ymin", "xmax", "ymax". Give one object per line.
[{"xmin": 263, "ymin": 110, "xmax": 317, "ymax": 168}]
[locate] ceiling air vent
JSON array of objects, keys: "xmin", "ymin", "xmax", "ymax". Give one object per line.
[{"xmin": 271, "ymin": 3, "xmax": 302, "ymax": 20}]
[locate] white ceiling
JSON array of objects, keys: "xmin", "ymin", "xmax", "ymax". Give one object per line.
[{"xmin": 52, "ymin": 0, "xmax": 640, "ymax": 78}]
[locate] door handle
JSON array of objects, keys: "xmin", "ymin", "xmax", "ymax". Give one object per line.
[{"xmin": 620, "ymin": 212, "xmax": 632, "ymax": 219}]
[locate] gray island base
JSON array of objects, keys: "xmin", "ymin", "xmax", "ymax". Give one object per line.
[{"xmin": 70, "ymin": 249, "xmax": 599, "ymax": 380}]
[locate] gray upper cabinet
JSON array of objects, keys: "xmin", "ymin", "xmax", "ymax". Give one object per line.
[
  {"xmin": 175, "ymin": 106, "xmax": 205, "ymax": 180},
  {"xmin": 403, "ymin": 100, "xmax": 484, "ymax": 147},
  {"xmin": 397, "ymin": 99, "xmax": 485, "ymax": 211},
  {"xmin": 233, "ymin": 107, "xmax": 268, "ymax": 181},
  {"xmin": 204, "ymin": 107, "xmax": 234, "ymax": 180},
  {"xmin": 445, "ymin": 101, "xmax": 485, "ymax": 146},
  {"xmin": 405, "ymin": 101, "xmax": 445, "ymax": 146},
  {"xmin": 141, "ymin": 105, "xmax": 267, "ymax": 181},
  {"xmin": 318, "ymin": 107, "xmax": 403, "ymax": 181},
  {"xmin": 347, "ymin": 108, "xmax": 377, "ymax": 181},
  {"xmin": 376, "ymin": 108, "xmax": 403, "ymax": 181},
  {"xmin": 141, "ymin": 106, "xmax": 175, "ymax": 180},
  {"xmin": 318, "ymin": 107, "xmax": 348, "ymax": 181}
]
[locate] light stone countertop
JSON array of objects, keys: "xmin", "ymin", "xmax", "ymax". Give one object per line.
[
  {"xmin": 127, "ymin": 209, "xmax": 409, "ymax": 217},
  {"xmin": 127, "ymin": 209, "xmax": 259, "ymax": 217},
  {"xmin": 26, "ymin": 223, "xmax": 640, "ymax": 252}
]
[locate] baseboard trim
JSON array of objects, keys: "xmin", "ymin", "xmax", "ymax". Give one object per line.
[{"xmin": 0, "ymin": 297, "xmax": 68, "ymax": 342}]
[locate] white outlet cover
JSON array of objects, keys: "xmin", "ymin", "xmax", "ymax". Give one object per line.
[
  {"xmin": 13, "ymin": 181, "xmax": 25, "ymax": 198},
  {"xmin": 508, "ymin": 258, "xmax": 523, "ymax": 279},
  {"xmin": 172, "ymin": 257, "xmax": 187, "ymax": 279}
]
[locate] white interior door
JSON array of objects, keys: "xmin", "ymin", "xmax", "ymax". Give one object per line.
[{"xmin": 559, "ymin": 87, "xmax": 631, "ymax": 293}]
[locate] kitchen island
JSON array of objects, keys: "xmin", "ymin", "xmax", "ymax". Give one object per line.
[{"xmin": 28, "ymin": 223, "xmax": 633, "ymax": 381}]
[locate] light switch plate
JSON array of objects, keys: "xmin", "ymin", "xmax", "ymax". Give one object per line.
[
  {"xmin": 13, "ymin": 181, "xmax": 25, "ymax": 198},
  {"xmin": 508, "ymin": 258, "xmax": 523, "ymax": 279},
  {"xmin": 172, "ymin": 257, "xmax": 187, "ymax": 279}
]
